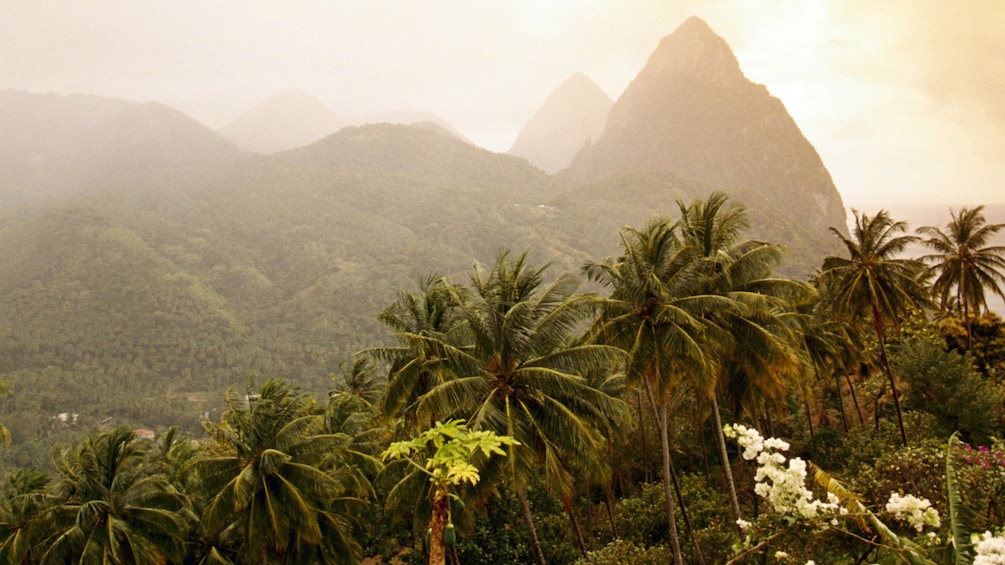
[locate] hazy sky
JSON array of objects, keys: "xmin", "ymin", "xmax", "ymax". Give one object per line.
[{"xmin": 2, "ymin": 0, "xmax": 1003, "ymax": 208}]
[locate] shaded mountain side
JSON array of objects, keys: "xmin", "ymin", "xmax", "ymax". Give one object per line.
[
  {"xmin": 508, "ymin": 73, "xmax": 613, "ymax": 173},
  {"xmin": 0, "ymin": 94, "xmax": 242, "ymax": 211},
  {"xmin": 561, "ymin": 16, "xmax": 847, "ymax": 246},
  {"xmin": 540, "ymin": 170, "xmax": 832, "ymax": 277},
  {"xmin": 355, "ymin": 110, "xmax": 473, "ymax": 144},
  {"xmin": 0, "ymin": 90, "xmax": 135, "ymax": 168},
  {"xmin": 0, "ymin": 124, "xmax": 585, "ymax": 466},
  {"xmin": 218, "ymin": 90, "xmax": 351, "ymax": 154}
]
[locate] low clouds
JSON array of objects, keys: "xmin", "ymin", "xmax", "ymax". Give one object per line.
[{"xmin": 1, "ymin": 1, "xmax": 1002, "ymax": 206}]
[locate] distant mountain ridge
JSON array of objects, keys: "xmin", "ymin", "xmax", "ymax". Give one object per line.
[
  {"xmin": 218, "ymin": 90, "xmax": 350, "ymax": 153},
  {"xmin": 508, "ymin": 73, "xmax": 613, "ymax": 173}
]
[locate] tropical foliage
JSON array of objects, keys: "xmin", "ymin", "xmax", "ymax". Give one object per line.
[{"xmin": 2, "ymin": 196, "xmax": 1004, "ymax": 564}]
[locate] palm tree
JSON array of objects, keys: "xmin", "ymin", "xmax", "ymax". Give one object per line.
[
  {"xmin": 676, "ymin": 192, "xmax": 810, "ymax": 533},
  {"xmin": 819, "ymin": 210, "xmax": 931, "ymax": 446},
  {"xmin": 37, "ymin": 427, "xmax": 192, "ymax": 565},
  {"xmin": 585, "ymin": 220, "xmax": 728, "ymax": 564},
  {"xmin": 0, "ymin": 469, "xmax": 52, "ymax": 564},
  {"xmin": 192, "ymin": 378, "xmax": 373, "ymax": 564},
  {"xmin": 370, "ymin": 274, "xmax": 466, "ymax": 432},
  {"xmin": 329, "ymin": 355, "xmax": 386, "ymax": 408},
  {"xmin": 418, "ymin": 251, "xmax": 629, "ymax": 565},
  {"xmin": 917, "ymin": 205, "xmax": 1005, "ymax": 347}
]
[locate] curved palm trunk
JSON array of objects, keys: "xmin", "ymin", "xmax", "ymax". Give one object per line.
[
  {"xmin": 845, "ymin": 368, "xmax": 866, "ymax": 426},
  {"xmin": 711, "ymin": 394, "xmax": 744, "ymax": 537},
  {"xmin": 870, "ymin": 303, "xmax": 908, "ymax": 446},
  {"xmin": 517, "ymin": 486, "xmax": 547, "ymax": 565},
  {"xmin": 832, "ymin": 370, "xmax": 849, "ymax": 432},
  {"xmin": 801, "ymin": 388, "xmax": 815, "ymax": 439},
  {"xmin": 563, "ymin": 496, "xmax": 589, "ymax": 560},
  {"xmin": 642, "ymin": 380, "xmax": 683, "ymax": 565},
  {"xmin": 668, "ymin": 450, "xmax": 706, "ymax": 565},
  {"xmin": 603, "ymin": 482, "xmax": 619, "ymax": 539}
]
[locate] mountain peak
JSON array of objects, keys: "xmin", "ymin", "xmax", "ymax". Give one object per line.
[
  {"xmin": 639, "ymin": 16, "xmax": 744, "ymax": 89},
  {"xmin": 561, "ymin": 17, "xmax": 847, "ymax": 275},
  {"xmin": 508, "ymin": 73, "xmax": 612, "ymax": 174},
  {"xmin": 218, "ymin": 91, "xmax": 348, "ymax": 153}
]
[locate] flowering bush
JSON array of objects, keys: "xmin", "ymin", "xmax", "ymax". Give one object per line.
[
  {"xmin": 885, "ymin": 493, "xmax": 940, "ymax": 532},
  {"xmin": 974, "ymin": 530, "xmax": 1005, "ymax": 565},
  {"xmin": 723, "ymin": 424, "xmax": 839, "ymax": 520}
]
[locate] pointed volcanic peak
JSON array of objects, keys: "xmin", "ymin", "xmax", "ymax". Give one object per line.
[
  {"xmin": 563, "ymin": 16, "xmax": 847, "ymax": 239},
  {"xmin": 508, "ymin": 73, "xmax": 613, "ymax": 174},
  {"xmin": 218, "ymin": 90, "xmax": 350, "ymax": 153}
]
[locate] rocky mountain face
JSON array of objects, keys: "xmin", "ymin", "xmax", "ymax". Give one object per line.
[
  {"xmin": 218, "ymin": 90, "xmax": 350, "ymax": 153},
  {"xmin": 561, "ymin": 16, "xmax": 847, "ymax": 235},
  {"xmin": 508, "ymin": 73, "xmax": 613, "ymax": 173}
]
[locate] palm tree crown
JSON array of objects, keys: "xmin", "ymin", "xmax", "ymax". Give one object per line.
[{"xmin": 917, "ymin": 205, "xmax": 1005, "ymax": 317}]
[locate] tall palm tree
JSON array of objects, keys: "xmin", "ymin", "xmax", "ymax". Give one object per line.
[
  {"xmin": 917, "ymin": 205, "xmax": 1005, "ymax": 347},
  {"xmin": 819, "ymin": 210, "xmax": 931, "ymax": 446},
  {"xmin": 36, "ymin": 427, "xmax": 192, "ymax": 565},
  {"xmin": 192, "ymin": 378, "xmax": 373, "ymax": 564},
  {"xmin": 676, "ymin": 192, "xmax": 810, "ymax": 532},
  {"xmin": 370, "ymin": 274, "xmax": 466, "ymax": 432},
  {"xmin": 585, "ymin": 220, "xmax": 728, "ymax": 564},
  {"xmin": 418, "ymin": 251, "xmax": 629, "ymax": 565}
]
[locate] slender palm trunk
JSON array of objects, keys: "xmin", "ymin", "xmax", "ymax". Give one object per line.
[
  {"xmin": 832, "ymin": 369, "xmax": 849, "ymax": 432},
  {"xmin": 801, "ymin": 387, "xmax": 815, "ymax": 439},
  {"xmin": 564, "ymin": 497, "xmax": 589, "ymax": 560},
  {"xmin": 603, "ymin": 482, "xmax": 619, "ymax": 539},
  {"xmin": 964, "ymin": 293, "xmax": 973, "ymax": 351},
  {"xmin": 711, "ymin": 394, "xmax": 744, "ymax": 537},
  {"xmin": 668, "ymin": 451, "xmax": 706, "ymax": 565},
  {"xmin": 699, "ymin": 419, "xmax": 711, "ymax": 486},
  {"xmin": 845, "ymin": 368, "xmax": 866, "ymax": 426},
  {"xmin": 637, "ymin": 389, "xmax": 652, "ymax": 484},
  {"xmin": 517, "ymin": 487, "xmax": 547, "ymax": 565},
  {"xmin": 870, "ymin": 304, "xmax": 908, "ymax": 446},
  {"xmin": 642, "ymin": 380, "xmax": 683, "ymax": 565}
]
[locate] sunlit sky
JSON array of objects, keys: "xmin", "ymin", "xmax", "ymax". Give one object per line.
[{"xmin": 2, "ymin": 0, "xmax": 1003, "ymax": 208}]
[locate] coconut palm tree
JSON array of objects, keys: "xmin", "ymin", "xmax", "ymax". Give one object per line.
[
  {"xmin": 675, "ymin": 192, "xmax": 811, "ymax": 533},
  {"xmin": 370, "ymin": 274, "xmax": 467, "ymax": 432},
  {"xmin": 819, "ymin": 210, "xmax": 931, "ymax": 446},
  {"xmin": 36, "ymin": 427, "xmax": 192, "ymax": 565},
  {"xmin": 192, "ymin": 378, "xmax": 373, "ymax": 564},
  {"xmin": 329, "ymin": 355, "xmax": 386, "ymax": 408},
  {"xmin": 917, "ymin": 205, "xmax": 1005, "ymax": 347},
  {"xmin": 585, "ymin": 220, "xmax": 729, "ymax": 564},
  {"xmin": 418, "ymin": 251, "xmax": 629, "ymax": 565},
  {"xmin": 0, "ymin": 469, "xmax": 52, "ymax": 564}
]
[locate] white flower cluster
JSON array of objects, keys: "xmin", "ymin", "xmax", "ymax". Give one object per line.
[
  {"xmin": 974, "ymin": 531, "xmax": 1005, "ymax": 565},
  {"xmin": 723, "ymin": 424, "xmax": 839, "ymax": 520},
  {"xmin": 884, "ymin": 493, "xmax": 941, "ymax": 532}
]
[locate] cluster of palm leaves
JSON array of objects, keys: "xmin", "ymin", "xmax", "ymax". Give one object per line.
[{"xmin": 0, "ymin": 378, "xmax": 382, "ymax": 564}]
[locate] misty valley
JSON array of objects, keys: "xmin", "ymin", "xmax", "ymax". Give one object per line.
[{"xmin": 2, "ymin": 16, "xmax": 1005, "ymax": 565}]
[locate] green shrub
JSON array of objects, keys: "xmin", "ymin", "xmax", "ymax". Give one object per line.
[{"xmin": 575, "ymin": 538, "xmax": 673, "ymax": 565}]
